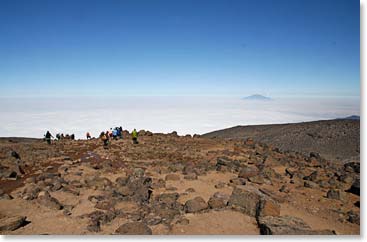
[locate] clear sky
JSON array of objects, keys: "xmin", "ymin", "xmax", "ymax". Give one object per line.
[{"xmin": 0, "ymin": 0, "xmax": 360, "ymax": 98}]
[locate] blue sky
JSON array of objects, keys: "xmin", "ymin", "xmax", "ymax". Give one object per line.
[{"xmin": 0, "ymin": 0, "xmax": 360, "ymax": 97}]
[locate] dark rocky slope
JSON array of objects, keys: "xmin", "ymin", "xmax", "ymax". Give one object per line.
[{"xmin": 203, "ymin": 120, "xmax": 359, "ymax": 163}]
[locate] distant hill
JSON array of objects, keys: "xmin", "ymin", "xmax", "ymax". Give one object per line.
[
  {"xmin": 337, "ymin": 115, "xmax": 360, "ymax": 120},
  {"xmin": 242, "ymin": 94, "xmax": 271, "ymax": 101},
  {"xmin": 203, "ymin": 119, "xmax": 360, "ymax": 163}
]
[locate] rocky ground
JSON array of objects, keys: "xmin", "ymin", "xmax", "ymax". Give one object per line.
[
  {"xmin": 0, "ymin": 132, "xmax": 360, "ymax": 235},
  {"xmin": 203, "ymin": 119, "xmax": 360, "ymax": 163}
]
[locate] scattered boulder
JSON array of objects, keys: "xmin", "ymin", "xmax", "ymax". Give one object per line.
[
  {"xmin": 185, "ymin": 197, "xmax": 208, "ymax": 213},
  {"xmin": 115, "ymin": 222, "xmax": 152, "ymax": 235},
  {"xmin": 346, "ymin": 179, "xmax": 360, "ymax": 196},
  {"xmin": 303, "ymin": 171, "xmax": 318, "ymax": 182},
  {"xmin": 229, "ymin": 178, "xmax": 246, "ymax": 186},
  {"xmin": 37, "ymin": 191, "xmax": 63, "ymax": 210},
  {"xmin": 347, "ymin": 210, "xmax": 360, "ymax": 225},
  {"xmin": 208, "ymin": 192, "xmax": 229, "ymax": 209},
  {"xmin": 0, "ymin": 216, "xmax": 27, "ymax": 231},
  {"xmin": 304, "ymin": 181, "xmax": 318, "ymax": 188},
  {"xmin": 2, "ymin": 170, "xmax": 18, "ymax": 180},
  {"xmin": 344, "ymin": 162, "xmax": 360, "ymax": 173},
  {"xmin": 125, "ymin": 176, "xmax": 153, "ymax": 204},
  {"xmin": 87, "ymin": 220, "xmax": 100, "ymax": 232},
  {"xmin": 21, "ymin": 184, "xmax": 41, "ymax": 200},
  {"xmin": 84, "ymin": 210, "xmax": 116, "ymax": 232},
  {"xmin": 157, "ymin": 192, "xmax": 180, "ymax": 208},
  {"xmin": 0, "ymin": 189, "xmax": 12, "ymax": 200},
  {"xmin": 338, "ymin": 174, "xmax": 354, "ymax": 184},
  {"xmin": 238, "ymin": 166, "xmax": 259, "ymax": 179},
  {"xmin": 326, "ymin": 189, "xmax": 346, "ymax": 201},
  {"xmin": 258, "ymin": 216, "xmax": 335, "ymax": 235},
  {"xmin": 0, "ymin": 193, "xmax": 12, "ymax": 200},
  {"xmin": 184, "ymin": 173, "xmax": 198, "ymax": 180},
  {"xmin": 248, "ymin": 175, "xmax": 269, "ymax": 185},
  {"xmin": 228, "ymin": 187, "xmax": 261, "ymax": 217}
]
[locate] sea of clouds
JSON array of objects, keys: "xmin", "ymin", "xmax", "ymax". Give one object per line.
[{"xmin": 0, "ymin": 96, "xmax": 360, "ymax": 138}]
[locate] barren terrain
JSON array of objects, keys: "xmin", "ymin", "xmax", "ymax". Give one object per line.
[{"xmin": 0, "ymin": 130, "xmax": 360, "ymax": 235}]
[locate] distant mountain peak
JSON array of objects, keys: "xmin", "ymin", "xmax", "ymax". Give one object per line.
[
  {"xmin": 336, "ymin": 115, "xmax": 360, "ymax": 120},
  {"xmin": 242, "ymin": 94, "xmax": 272, "ymax": 101}
]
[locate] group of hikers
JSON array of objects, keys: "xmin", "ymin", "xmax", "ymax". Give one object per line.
[
  {"xmin": 56, "ymin": 133, "xmax": 75, "ymax": 141},
  {"xmin": 44, "ymin": 126, "xmax": 139, "ymax": 148},
  {"xmin": 99, "ymin": 127, "xmax": 138, "ymax": 148},
  {"xmin": 44, "ymin": 131, "xmax": 76, "ymax": 144}
]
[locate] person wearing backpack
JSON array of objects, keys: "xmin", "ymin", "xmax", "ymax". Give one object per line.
[
  {"xmin": 100, "ymin": 132, "xmax": 109, "ymax": 148},
  {"xmin": 132, "ymin": 129, "xmax": 138, "ymax": 144},
  {"xmin": 44, "ymin": 131, "xmax": 53, "ymax": 145}
]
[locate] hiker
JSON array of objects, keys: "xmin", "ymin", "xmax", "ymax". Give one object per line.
[
  {"xmin": 44, "ymin": 131, "xmax": 53, "ymax": 145},
  {"xmin": 61, "ymin": 133, "xmax": 65, "ymax": 139},
  {"xmin": 132, "ymin": 128, "xmax": 138, "ymax": 144},
  {"xmin": 116, "ymin": 127, "xmax": 121, "ymax": 139},
  {"xmin": 112, "ymin": 128, "xmax": 118, "ymax": 140},
  {"xmin": 56, "ymin": 133, "xmax": 61, "ymax": 140},
  {"xmin": 118, "ymin": 126, "xmax": 123, "ymax": 139},
  {"xmin": 100, "ymin": 132, "xmax": 109, "ymax": 148},
  {"xmin": 70, "ymin": 134, "xmax": 75, "ymax": 140},
  {"xmin": 86, "ymin": 132, "xmax": 91, "ymax": 140}
]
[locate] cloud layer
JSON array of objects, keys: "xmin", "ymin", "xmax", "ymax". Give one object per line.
[{"xmin": 0, "ymin": 96, "xmax": 359, "ymax": 138}]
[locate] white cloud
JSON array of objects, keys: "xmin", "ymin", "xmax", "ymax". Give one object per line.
[{"xmin": 0, "ymin": 96, "xmax": 360, "ymax": 138}]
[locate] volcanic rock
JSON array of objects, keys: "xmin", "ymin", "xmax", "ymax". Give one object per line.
[
  {"xmin": 326, "ymin": 189, "xmax": 346, "ymax": 201},
  {"xmin": 258, "ymin": 216, "xmax": 335, "ymax": 235},
  {"xmin": 347, "ymin": 210, "xmax": 360, "ymax": 225},
  {"xmin": 115, "ymin": 222, "xmax": 152, "ymax": 235},
  {"xmin": 184, "ymin": 173, "xmax": 198, "ymax": 180},
  {"xmin": 0, "ymin": 216, "xmax": 27, "ymax": 231},
  {"xmin": 238, "ymin": 166, "xmax": 259, "ymax": 179},
  {"xmin": 346, "ymin": 179, "xmax": 360, "ymax": 196},
  {"xmin": 185, "ymin": 196, "xmax": 208, "ymax": 213},
  {"xmin": 37, "ymin": 191, "xmax": 63, "ymax": 210},
  {"xmin": 228, "ymin": 186, "xmax": 261, "ymax": 217},
  {"xmin": 208, "ymin": 192, "xmax": 229, "ymax": 209}
]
